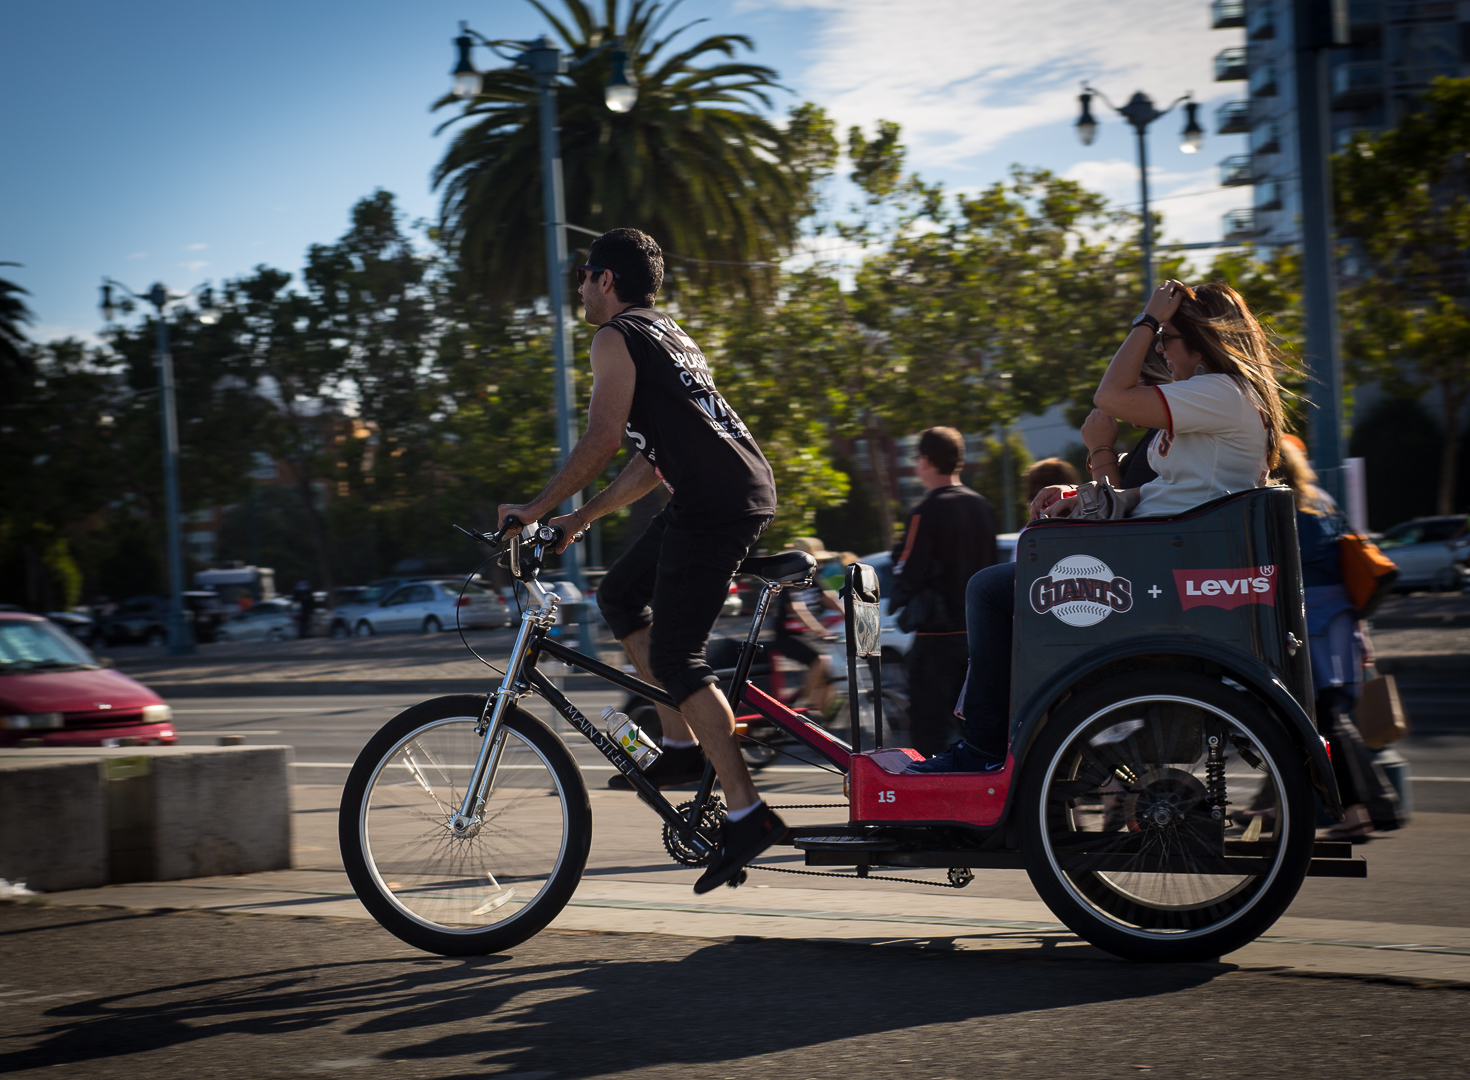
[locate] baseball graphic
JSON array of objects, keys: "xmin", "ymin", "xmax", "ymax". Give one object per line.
[{"xmin": 1029, "ymin": 554, "xmax": 1134, "ymax": 628}]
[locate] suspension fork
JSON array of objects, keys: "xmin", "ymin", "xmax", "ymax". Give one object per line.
[{"xmin": 450, "ymin": 599, "xmax": 546, "ymax": 834}]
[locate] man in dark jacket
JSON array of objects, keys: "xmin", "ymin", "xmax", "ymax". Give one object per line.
[{"xmin": 889, "ymin": 427, "xmax": 999, "ymax": 755}]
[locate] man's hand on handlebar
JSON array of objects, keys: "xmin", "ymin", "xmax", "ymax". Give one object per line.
[
  {"xmin": 496, "ymin": 503, "xmax": 539, "ymax": 539},
  {"xmin": 544, "ymin": 512, "xmax": 586, "ymax": 554}
]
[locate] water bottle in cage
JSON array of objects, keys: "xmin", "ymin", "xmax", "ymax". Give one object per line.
[{"xmin": 602, "ymin": 706, "xmax": 663, "ymax": 770}]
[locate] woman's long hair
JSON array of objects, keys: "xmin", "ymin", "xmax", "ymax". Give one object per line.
[
  {"xmin": 1273, "ymin": 436, "xmax": 1327, "ymax": 515},
  {"xmin": 1170, "ymin": 281, "xmax": 1288, "ymax": 469}
]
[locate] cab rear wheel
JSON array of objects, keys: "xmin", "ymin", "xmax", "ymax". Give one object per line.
[{"xmin": 1018, "ymin": 671, "xmax": 1314, "ymax": 962}]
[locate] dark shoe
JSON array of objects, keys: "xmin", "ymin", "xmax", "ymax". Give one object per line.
[
  {"xmin": 905, "ymin": 741, "xmax": 1004, "ymax": 774},
  {"xmin": 693, "ymin": 804, "xmax": 789, "ymax": 894},
  {"xmin": 607, "ymin": 744, "xmax": 707, "ymax": 790}
]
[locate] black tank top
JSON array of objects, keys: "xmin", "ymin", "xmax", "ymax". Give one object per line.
[{"xmin": 602, "ymin": 307, "xmax": 777, "ymax": 528}]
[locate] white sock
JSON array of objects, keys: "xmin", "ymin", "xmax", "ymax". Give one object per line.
[
  {"xmin": 725, "ymin": 799, "xmax": 763, "ymax": 822},
  {"xmin": 662, "ymin": 738, "xmax": 699, "ymax": 749}
]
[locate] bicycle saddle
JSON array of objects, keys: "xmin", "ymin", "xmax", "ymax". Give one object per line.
[{"xmin": 738, "ymin": 550, "xmax": 817, "ymax": 583}]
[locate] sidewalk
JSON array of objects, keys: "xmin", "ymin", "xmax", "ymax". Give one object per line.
[{"xmin": 26, "ymin": 782, "xmax": 1470, "ymax": 987}]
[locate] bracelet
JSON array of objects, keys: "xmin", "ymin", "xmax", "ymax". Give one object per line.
[
  {"xmin": 1086, "ymin": 446, "xmax": 1118, "ymax": 471},
  {"xmin": 572, "ymin": 508, "xmax": 588, "ymax": 532}
]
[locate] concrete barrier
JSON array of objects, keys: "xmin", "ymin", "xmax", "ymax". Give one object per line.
[{"xmin": 0, "ymin": 746, "xmax": 292, "ymax": 892}]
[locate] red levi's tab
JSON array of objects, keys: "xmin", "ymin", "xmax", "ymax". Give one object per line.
[{"xmin": 1173, "ymin": 565, "xmax": 1278, "ymax": 611}]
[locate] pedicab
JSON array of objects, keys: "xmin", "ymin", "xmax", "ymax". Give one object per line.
[{"xmin": 338, "ymin": 487, "xmax": 1363, "ymax": 963}]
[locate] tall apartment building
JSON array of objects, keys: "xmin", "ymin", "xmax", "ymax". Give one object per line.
[{"xmin": 1210, "ymin": 0, "xmax": 1470, "ymax": 249}]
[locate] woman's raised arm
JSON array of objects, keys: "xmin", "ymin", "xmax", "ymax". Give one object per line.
[{"xmin": 1094, "ymin": 281, "xmax": 1187, "ymax": 429}]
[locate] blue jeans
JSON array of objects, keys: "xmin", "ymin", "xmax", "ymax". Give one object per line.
[{"xmin": 958, "ymin": 562, "xmax": 1015, "ymax": 760}]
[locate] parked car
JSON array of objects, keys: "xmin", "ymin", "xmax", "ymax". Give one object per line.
[
  {"xmin": 46, "ymin": 611, "xmax": 98, "ymax": 648},
  {"xmin": 215, "ymin": 599, "xmax": 297, "ymax": 643},
  {"xmin": 183, "ymin": 590, "xmax": 229, "ymax": 644},
  {"xmin": 96, "ymin": 595, "xmax": 171, "ymax": 647},
  {"xmin": 0, "ymin": 612, "xmax": 175, "ymax": 747},
  {"xmin": 349, "ymin": 579, "xmax": 505, "ymax": 636},
  {"xmin": 327, "ymin": 576, "xmax": 433, "ymax": 638},
  {"xmin": 1376, "ymin": 515, "xmax": 1469, "ymax": 591}
]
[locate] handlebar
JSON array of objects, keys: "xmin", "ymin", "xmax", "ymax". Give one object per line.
[{"xmin": 452, "ymin": 516, "xmax": 586, "ymax": 550}]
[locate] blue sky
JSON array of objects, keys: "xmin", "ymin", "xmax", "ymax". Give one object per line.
[{"xmin": 2, "ymin": 0, "xmax": 1248, "ymax": 344}]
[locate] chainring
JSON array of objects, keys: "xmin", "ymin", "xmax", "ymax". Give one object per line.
[{"xmin": 662, "ymin": 797, "xmax": 727, "ymax": 867}]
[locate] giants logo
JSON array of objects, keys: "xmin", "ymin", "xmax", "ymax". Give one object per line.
[
  {"xmin": 1173, "ymin": 565, "xmax": 1277, "ymax": 611},
  {"xmin": 1030, "ymin": 555, "xmax": 1133, "ymax": 627}
]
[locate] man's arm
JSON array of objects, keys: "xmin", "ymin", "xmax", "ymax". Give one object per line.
[
  {"xmin": 544, "ymin": 453, "xmax": 661, "ymax": 553},
  {"xmin": 497, "ymin": 326, "xmax": 636, "ymax": 533},
  {"xmin": 890, "ymin": 507, "xmax": 932, "ymax": 610}
]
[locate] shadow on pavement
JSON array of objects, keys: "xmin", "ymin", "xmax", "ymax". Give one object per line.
[{"xmin": 0, "ymin": 905, "xmax": 1226, "ymax": 1078}]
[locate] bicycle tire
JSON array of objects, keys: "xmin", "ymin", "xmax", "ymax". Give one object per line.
[
  {"xmin": 1017, "ymin": 671, "xmax": 1315, "ymax": 962},
  {"xmin": 339, "ymin": 694, "xmax": 591, "ymax": 956}
]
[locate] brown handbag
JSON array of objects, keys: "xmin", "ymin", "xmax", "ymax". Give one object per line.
[{"xmin": 1355, "ymin": 670, "xmax": 1409, "ymax": 749}]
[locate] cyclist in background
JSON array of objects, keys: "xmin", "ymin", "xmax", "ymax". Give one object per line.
[
  {"xmin": 768, "ymin": 537, "xmax": 844, "ymax": 714},
  {"xmin": 497, "ymin": 228, "xmax": 786, "ymax": 893}
]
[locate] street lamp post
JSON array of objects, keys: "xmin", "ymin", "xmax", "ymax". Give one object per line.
[
  {"xmin": 100, "ymin": 279, "xmax": 220, "ymax": 656},
  {"xmin": 451, "ymin": 23, "xmax": 636, "ymax": 656},
  {"xmin": 1076, "ymin": 88, "xmax": 1203, "ymax": 300}
]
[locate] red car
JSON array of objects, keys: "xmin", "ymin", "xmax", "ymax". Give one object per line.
[{"xmin": 0, "ymin": 613, "xmax": 176, "ymax": 748}]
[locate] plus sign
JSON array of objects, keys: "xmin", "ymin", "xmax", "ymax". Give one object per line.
[{"xmin": 1148, "ymin": 585, "xmax": 1162, "ymax": 598}]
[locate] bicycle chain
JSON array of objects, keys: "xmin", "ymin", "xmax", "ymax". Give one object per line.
[{"xmin": 747, "ymin": 863, "xmax": 968, "ymax": 889}]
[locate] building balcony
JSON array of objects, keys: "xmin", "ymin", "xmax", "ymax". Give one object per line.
[
  {"xmin": 1215, "ymin": 46, "xmax": 1249, "ymax": 81},
  {"xmin": 1212, "ymin": 0, "xmax": 1245, "ymax": 28},
  {"xmin": 1216, "ymin": 100, "xmax": 1253, "ymax": 134},
  {"xmin": 1247, "ymin": 2, "xmax": 1276, "ymax": 40},
  {"xmin": 1222, "ymin": 208, "xmax": 1259, "ymax": 242},
  {"xmin": 1250, "ymin": 62, "xmax": 1279, "ymax": 96},
  {"xmin": 1251, "ymin": 121, "xmax": 1281, "ymax": 155},
  {"xmin": 1333, "ymin": 62, "xmax": 1384, "ymax": 108},
  {"xmin": 1220, "ymin": 154, "xmax": 1256, "ymax": 186},
  {"xmin": 1256, "ymin": 180, "xmax": 1283, "ymax": 212}
]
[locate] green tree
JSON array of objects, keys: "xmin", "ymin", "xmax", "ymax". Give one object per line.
[
  {"xmin": 0, "ymin": 262, "xmax": 34, "ymax": 398},
  {"xmin": 1336, "ymin": 76, "xmax": 1470, "ymax": 515},
  {"xmin": 433, "ymin": 0, "xmax": 815, "ymax": 301}
]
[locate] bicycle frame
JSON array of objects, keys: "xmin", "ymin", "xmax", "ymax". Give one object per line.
[{"xmin": 453, "ymin": 531, "xmax": 857, "ymax": 857}]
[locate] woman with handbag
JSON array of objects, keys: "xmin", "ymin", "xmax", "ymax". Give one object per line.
[
  {"xmin": 1272, "ymin": 437, "xmax": 1402, "ymax": 839},
  {"xmin": 910, "ymin": 279, "xmax": 1291, "ymax": 773}
]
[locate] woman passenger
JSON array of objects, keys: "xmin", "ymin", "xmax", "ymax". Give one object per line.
[{"xmin": 909, "ymin": 279, "xmax": 1289, "ymax": 772}]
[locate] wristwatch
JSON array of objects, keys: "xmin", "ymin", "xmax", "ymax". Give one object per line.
[{"xmin": 1131, "ymin": 312, "xmax": 1161, "ymax": 333}]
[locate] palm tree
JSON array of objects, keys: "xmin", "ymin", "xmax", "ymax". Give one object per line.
[
  {"xmin": 1, "ymin": 263, "xmax": 35, "ymax": 394},
  {"xmin": 433, "ymin": 0, "xmax": 816, "ymax": 302}
]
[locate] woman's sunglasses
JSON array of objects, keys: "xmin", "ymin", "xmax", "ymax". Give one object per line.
[
  {"xmin": 575, "ymin": 264, "xmax": 621, "ymax": 286},
  {"xmin": 1154, "ymin": 329, "xmax": 1184, "ymax": 352}
]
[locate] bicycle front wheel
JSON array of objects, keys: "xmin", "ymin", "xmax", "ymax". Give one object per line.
[{"xmin": 339, "ymin": 694, "xmax": 591, "ymax": 956}]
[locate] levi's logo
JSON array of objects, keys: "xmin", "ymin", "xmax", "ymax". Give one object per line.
[{"xmin": 1173, "ymin": 565, "xmax": 1277, "ymax": 610}]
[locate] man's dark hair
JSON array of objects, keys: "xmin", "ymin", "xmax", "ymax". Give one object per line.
[
  {"xmin": 586, "ymin": 228, "xmax": 663, "ymax": 307},
  {"xmin": 917, "ymin": 426, "xmax": 965, "ymax": 476},
  {"xmin": 1025, "ymin": 457, "xmax": 1079, "ymax": 501}
]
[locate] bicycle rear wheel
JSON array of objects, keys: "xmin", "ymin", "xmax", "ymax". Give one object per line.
[{"xmin": 339, "ymin": 694, "xmax": 591, "ymax": 956}]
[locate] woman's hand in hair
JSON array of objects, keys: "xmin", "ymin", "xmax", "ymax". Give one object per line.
[{"xmin": 1143, "ymin": 279, "xmax": 1189, "ymax": 322}]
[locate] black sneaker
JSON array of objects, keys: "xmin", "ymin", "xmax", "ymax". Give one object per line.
[
  {"xmin": 904, "ymin": 740, "xmax": 1005, "ymax": 774},
  {"xmin": 607, "ymin": 744, "xmax": 708, "ymax": 790},
  {"xmin": 693, "ymin": 803, "xmax": 789, "ymax": 894}
]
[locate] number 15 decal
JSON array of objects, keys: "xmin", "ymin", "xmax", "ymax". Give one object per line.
[{"xmin": 878, "ymin": 790, "xmax": 896, "ymax": 803}]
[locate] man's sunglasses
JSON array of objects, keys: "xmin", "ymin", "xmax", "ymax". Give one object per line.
[{"xmin": 575, "ymin": 264, "xmax": 621, "ymax": 285}]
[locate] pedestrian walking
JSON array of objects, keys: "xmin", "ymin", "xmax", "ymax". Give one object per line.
[
  {"xmin": 293, "ymin": 580, "xmax": 315, "ymax": 639},
  {"xmin": 889, "ymin": 427, "xmax": 999, "ymax": 755}
]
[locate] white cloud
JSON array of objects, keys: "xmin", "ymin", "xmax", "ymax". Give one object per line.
[
  {"xmin": 744, "ymin": 0, "xmax": 1233, "ymax": 166},
  {"xmin": 181, "ymin": 260, "xmax": 209, "ymax": 273},
  {"xmin": 185, "ymin": 243, "xmax": 208, "ymax": 251}
]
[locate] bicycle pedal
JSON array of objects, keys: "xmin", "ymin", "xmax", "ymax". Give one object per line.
[{"xmin": 726, "ymin": 869, "xmax": 748, "ymax": 889}]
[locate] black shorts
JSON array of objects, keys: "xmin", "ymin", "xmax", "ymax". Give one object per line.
[
  {"xmin": 596, "ymin": 509, "xmax": 771, "ymax": 704},
  {"xmin": 769, "ymin": 630, "xmax": 820, "ymax": 667}
]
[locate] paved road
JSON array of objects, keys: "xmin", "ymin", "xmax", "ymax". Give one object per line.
[{"xmin": 2, "ymin": 903, "xmax": 1467, "ymax": 1080}]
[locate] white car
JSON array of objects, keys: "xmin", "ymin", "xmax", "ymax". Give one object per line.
[
  {"xmin": 351, "ymin": 579, "xmax": 504, "ymax": 636},
  {"xmin": 215, "ymin": 600, "xmax": 297, "ymax": 643}
]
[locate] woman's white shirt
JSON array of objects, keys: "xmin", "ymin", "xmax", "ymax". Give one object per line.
[{"xmin": 1132, "ymin": 373, "xmax": 1269, "ymax": 517}]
